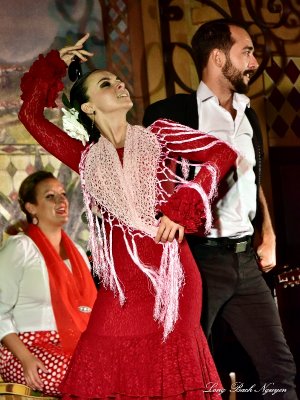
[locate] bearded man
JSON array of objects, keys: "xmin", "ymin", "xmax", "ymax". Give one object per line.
[{"xmin": 143, "ymin": 18, "xmax": 297, "ymax": 400}]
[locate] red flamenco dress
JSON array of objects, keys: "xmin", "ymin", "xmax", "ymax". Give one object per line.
[{"xmin": 18, "ymin": 50, "xmax": 237, "ymax": 400}]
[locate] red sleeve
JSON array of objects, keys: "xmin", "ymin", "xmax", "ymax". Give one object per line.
[
  {"xmin": 18, "ymin": 50, "xmax": 85, "ymax": 173},
  {"xmin": 149, "ymin": 119, "xmax": 238, "ymax": 233}
]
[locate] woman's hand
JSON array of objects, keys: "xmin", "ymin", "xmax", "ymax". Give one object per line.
[
  {"xmin": 1, "ymin": 333, "xmax": 48, "ymax": 392},
  {"xmin": 155, "ymin": 215, "xmax": 184, "ymax": 244},
  {"xmin": 59, "ymin": 33, "xmax": 94, "ymax": 66},
  {"xmin": 21, "ymin": 353, "xmax": 48, "ymax": 392}
]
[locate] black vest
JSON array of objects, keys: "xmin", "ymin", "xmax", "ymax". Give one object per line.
[
  {"xmin": 143, "ymin": 92, "xmax": 264, "ymax": 228},
  {"xmin": 143, "ymin": 91, "xmax": 264, "ymax": 187}
]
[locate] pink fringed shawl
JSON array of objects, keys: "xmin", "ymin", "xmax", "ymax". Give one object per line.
[{"xmin": 79, "ymin": 122, "xmax": 219, "ymax": 339}]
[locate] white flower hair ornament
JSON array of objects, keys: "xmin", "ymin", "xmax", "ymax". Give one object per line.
[{"xmin": 62, "ymin": 107, "xmax": 89, "ymax": 146}]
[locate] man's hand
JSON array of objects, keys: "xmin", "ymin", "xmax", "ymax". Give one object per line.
[
  {"xmin": 256, "ymin": 237, "xmax": 276, "ymax": 273},
  {"xmin": 155, "ymin": 215, "xmax": 184, "ymax": 244},
  {"xmin": 255, "ymin": 187, "xmax": 276, "ymax": 273}
]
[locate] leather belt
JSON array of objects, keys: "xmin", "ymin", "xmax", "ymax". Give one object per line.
[{"xmin": 196, "ymin": 236, "xmax": 252, "ymax": 253}]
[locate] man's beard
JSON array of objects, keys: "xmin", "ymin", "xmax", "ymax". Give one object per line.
[{"xmin": 222, "ymin": 56, "xmax": 252, "ymax": 94}]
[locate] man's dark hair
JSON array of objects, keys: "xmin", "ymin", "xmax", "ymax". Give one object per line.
[{"xmin": 191, "ymin": 18, "xmax": 248, "ymax": 74}]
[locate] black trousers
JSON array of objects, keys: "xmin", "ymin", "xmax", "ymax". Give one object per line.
[{"xmin": 187, "ymin": 236, "xmax": 298, "ymax": 400}]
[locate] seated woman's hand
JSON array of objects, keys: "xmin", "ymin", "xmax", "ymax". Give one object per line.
[
  {"xmin": 21, "ymin": 353, "xmax": 48, "ymax": 392},
  {"xmin": 59, "ymin": 33, "xmax": 94, "ymax": 66},
  {"xmin": 155, "ymin": 215, "xmax": 184, "ymax": 244}
]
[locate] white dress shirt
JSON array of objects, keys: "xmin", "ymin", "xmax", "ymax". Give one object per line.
[
  {"xmin": 0, "ymin": 233, "xmax": 91, "ymax": 341},
  {"xmin": 196, "ymin": 81, "xmax": 257, "ymax": 238}
]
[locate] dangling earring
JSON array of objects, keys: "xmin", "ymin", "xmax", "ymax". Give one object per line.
[
  {"xmin": 91, "ymin": 111, "xmax": 95, "ymax": 131},
  {"xmin": 31, "ymin": 214, "xmax": 39, "ymax": 225}
]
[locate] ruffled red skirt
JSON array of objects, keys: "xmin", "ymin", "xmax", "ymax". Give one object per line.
[{"xmin": 61, "ymin": 231, "xmax": 222, "ymax": 399}]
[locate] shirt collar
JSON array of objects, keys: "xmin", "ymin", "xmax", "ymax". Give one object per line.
[{"xmin": 196, "ymin": 81, "xmax": 251, "ymax": 109}]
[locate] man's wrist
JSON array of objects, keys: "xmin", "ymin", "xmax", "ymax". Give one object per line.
[{"xmin": 261, "ymin": 230, "xmax": 276, "ymax": 244}]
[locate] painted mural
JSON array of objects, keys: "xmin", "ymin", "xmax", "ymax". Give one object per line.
[{"xmin": 0, "ymin": 0, "xmax": 106, "ymax": 245}]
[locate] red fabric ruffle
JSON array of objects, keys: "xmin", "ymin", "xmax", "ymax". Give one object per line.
[
  {"xmin": 20, "ymin": 50, "xmax": 67, "ymax": 108},
  {"xmin": 62, "ymin": 392, "xmax": 217, "ymax": 400},
  {"xmin": 160, "ymin": 186, "xmax": 206, "ymax": 233},
  {"xmin": 61, "ymin": 328, "xmax": 222, "ymax": 400}
]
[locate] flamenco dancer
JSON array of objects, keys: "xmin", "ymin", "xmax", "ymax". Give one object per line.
[{"xmin": 19, "ymin": 33, "xmax": 237, "ymax": 399}]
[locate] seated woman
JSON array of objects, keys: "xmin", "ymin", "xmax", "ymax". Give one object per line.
[{"xmin": 0, "ymin": 171, "xmax": 97, "ymax": 397}]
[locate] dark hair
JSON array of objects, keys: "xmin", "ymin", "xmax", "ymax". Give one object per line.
[
  {"xmin": 70, "ymin": 70, "xmax": 101, "ymax": 143},
  {"xmin": 191, "ymin": 18, "xmax": 248, "ymax": 74},
  {"xmin": 19, "ymin": 170, "xmax": 55, "ymax": 223}
]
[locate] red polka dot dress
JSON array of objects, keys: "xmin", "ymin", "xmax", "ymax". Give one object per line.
[{"xmin": 0, "ymin": 331, "xmax": 71, "ymax": 396}]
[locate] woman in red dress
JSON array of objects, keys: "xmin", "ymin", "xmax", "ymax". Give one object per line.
[{"xmin": 18, "ymin": 34, "xmax": 237, "ymax": 399}]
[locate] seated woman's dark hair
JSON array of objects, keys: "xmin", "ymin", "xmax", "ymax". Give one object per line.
[
  {"xmin": 69, "ymin": 70, "xmax": 101, "ymax": 143},
  {"xmin": 19, "ymin": 170, "xmax": 55, "ymax": 223}
]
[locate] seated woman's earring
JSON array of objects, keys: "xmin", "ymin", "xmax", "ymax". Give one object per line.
[{"xmin": 31, "ymin": 214, "xmax": 39, "ymax": 225}]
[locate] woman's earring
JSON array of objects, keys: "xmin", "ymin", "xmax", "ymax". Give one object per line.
[
  {"xmin": 91, "ymin": 111, "xmax": 95, "ymax": 131},
  {"xmin": 32, "ymin": 214, "xmax": 39, "ymax": 225}
]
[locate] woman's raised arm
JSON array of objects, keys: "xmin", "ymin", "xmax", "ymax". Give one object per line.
[{"xmin": 18, "ymin": 35, "xmax": 93, "ymax": 173}]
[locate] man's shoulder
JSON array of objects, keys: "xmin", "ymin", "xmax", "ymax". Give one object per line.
[
  {"xmin": 245, "ymin": 107, "xmax": 262, "ymax": 134},
  {"xmin": 143, "ymin": 92, "xmax": 196, "ymax": 127},
  {"xmin": 245, "ymin": 106, "xmax": 258, "ymax": 118},
  {"xmin": 148, "ymin": 92, "xmax": 195, "ymax": 107}
]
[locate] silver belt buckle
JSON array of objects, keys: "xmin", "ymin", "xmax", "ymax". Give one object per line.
[{"xmin": 234, "ymin": 241, "xmax": 248, "ymax": 253}]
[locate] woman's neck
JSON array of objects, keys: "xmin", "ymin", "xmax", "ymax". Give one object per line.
[
  {"xmin": 97, "ymin": 118, "xmax": 128, "ymax": 149},
  {"xmin": 38, "ymin": 224, "xmax": 65, "ymax": 258}
]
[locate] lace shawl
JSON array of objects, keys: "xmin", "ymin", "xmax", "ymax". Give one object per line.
[{"xmin": 80, "ymin": 122, "xmax": 218, "ymax": 339}]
